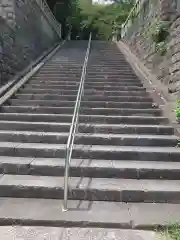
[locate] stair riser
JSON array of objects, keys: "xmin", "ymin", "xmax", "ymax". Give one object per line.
[
  {"xmin": 29, "ymin": 81, "xmax": 143, "ymax": 87},
  {"xmin": 0, "ymin": 146, "xmax": 179, "ymax": 161},
  {"xmin": 38, "ymin": 69, "xmax": 82, "ymax": 72},
  {"xmin": 43, "ymin": 67, "xmax": 133, "ymax": 72},
  {"xmin": 34, "ymin": 73, "xmax": 138, "ymax": 78},
  {"xmin": 87, "ymin": 74, "xmax": 137, "ymax": 78},
  {"xmin": 2, "ymin": 107, "xmax": 162, "ymax": 116},
  {"xmin": 37, "ymin": 70, "xmax": 134, "ymax": 74},
  {"xmin": 86, "ymin": 78, "xmax": 139, "ymax": 81},
  {"xmin": 46, "ymin": 63, "xmax": 129, "ymax": 66},
  {"xmin": 0, "ymin": 122, "xmax": 173, "ymax": 135},
  {"xmin": 0, "ymin": 185, "xmax": 180, "ymax": 203},
  {"xmin": 9, "ymin": 100, "xmax": 154, "ymax": 109},
  {"xmin": 15, "ymin": 94, "xmax": 153, "ymax": 102},
  {"xmin": 87, "ymin": 72, "xmax": 136, "ymax": 75},
  {"xmin": 32, "ymin": 76, "xmax": 139, "ymax": 81},
  {"xmin": 19, "ymin": 89, "xmax": 79, "ymax": 95},
  {"xmin": 78, "ymin": 125, "xmax": 174, "ymax": 135},
  {"xmin": 34, "ymin": 74, "xmax": 82, "ymax": 78},
  {"xmin": 72, "ymin": 149, "xmax": 180, "ymax": 162},
  {"xmin": 1, "ymin": 163, "xmax": 180, "ymax": 180},
  {"xmin": 0, "ymin": 115, "xmax": 168, "ymax": 125},
  {"xmin": 25, "ymin": 85, "xmax": 79, "ymax": 90},
  {"xmin": 0, "ymin": 133, "xmax": 176, "ymax": 147},
  {"xmin": 40, "ymin": 63, "xmax": 129, "ymax": 66},
  {"xmin": 88, "ymin": 64, "xmax": 135, "ymax": 68},
  {"xmin": 19, "ymin": 89, "xmax": 149, "ymax": 97},
  {"xmin": 89, "ymin": 59, "xmax": 129, "ymax": 62},
  {"xmin": 25, "ymin": 85, "xmax": 145, "ymax": 91}
]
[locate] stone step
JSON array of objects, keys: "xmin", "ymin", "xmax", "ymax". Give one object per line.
[
  {"xmin": 47, "ymin": 62, "xmax": 127, "ymax": 65},
  {"xmin": 19, "ymin": 88, "xmax": 148, "ymax": 97},
  {"xmin": 31, "ymin": 76, "xmax": 81, "ymax": 81},
  {"xmin": 25, "ymin": 84, "xmax": 145, "ymax": 92},
  {"xmin": 87, "ymin": 74, "xmax": 137, "ymax": 78},
  {"xmin": 88, "ymin": 64, "xmax": 135, "ymax": 68},
  {"xmin": 0, "ymin": 131, "xmax": 176, "ymax": 146},
  {"xmin": 0, "ymin": 142, "xmax": 179, "ymax": 161},
  {"xmin": 15, "ymin": 94, "xmax": 153, "ymax": 102},
  {"xmin": 34, "ymin": 73, "xmax": 82, "ymax": 78},
  {"xmin": 20, "ymin": 88, "xmax": 79, "ymax": 95},
  {"xmin": 86, "ymin": 77, "xmax": 139, "ymax": 81},
  {"xmin": 25, "ymin": 84, "xmax": 79, "ymax": 90},
  {"xmin": 0, "ymin": 121, "xmax": 173, "ymax": 135},
  {"xmin": 38, "ymin": 69, "xmax": 82, "ymax": 73},
  {"xmin": 0, "ymin": 113, "xmax": 168, "ymax": 124},
  {"xmin": 0, "ymin": 198, "xmax": 179, "ymax": 228},
  {"xmin": 30, "ymin": 80, "xmax": 143, "ymax": 87},
  {"xmin": 0, "ymin": 174, "xmax": 180, "ymax": 202},
  {"xmin": 1, "ymin": 156, "xmax": 180, "ymax": 180},
  {"xmin": 87, "ymin": 71, "xmax": 136, "ymax": 76},
  {"xmin": 38, "ymin": 69, "xmax": 134, "ymax": 74},
  {"xmin": 9, "ymin": 99, "xmax": 155, "ymax": 109},
  {"xmin": 0, "ymin": 227, "xmax": 160, "ymax": 239},
  {"xmin": 45, "ymin": 64, "xmax": 83, "ymax": 67},
  {"xmin": 32, "ymin": 75, "xmax": 139, "ymax": 81},
  {"xmin": 44, "ymin": 65, "xmax": 132, "ymax": 70},
  {"xmin": 90, "ymin": 66, "xmax": 134, "ymax": 69},
  {"xmin": 2, "ymin": 106, "xmax": 162, "ymax": 116}
]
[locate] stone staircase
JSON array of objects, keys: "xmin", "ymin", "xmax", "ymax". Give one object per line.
[{"xmin": 0, "ymin": 40, "xmax": 179, "ymax": 227}]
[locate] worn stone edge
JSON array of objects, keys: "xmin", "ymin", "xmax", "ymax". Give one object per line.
[
  {"xmin": 116, "ymin": 40, "xmax": 180, "ymax": 136},
  {"xmin": 0, "ymin": 217, "xmax": 173, "ymax": 231}
]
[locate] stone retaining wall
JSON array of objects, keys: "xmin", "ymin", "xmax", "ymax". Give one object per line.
[
  {"xmin": 0, "ymin": 0, "xmax": 15, "ymax": 26},
  {"xmin": 123, "ymin": 0, "xmax": 180, "ymax": 99}
]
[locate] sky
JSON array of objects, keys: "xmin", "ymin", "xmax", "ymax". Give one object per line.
[{"xmin": 93, "ymin": 0, "xmax": 113, "ymax": 4}]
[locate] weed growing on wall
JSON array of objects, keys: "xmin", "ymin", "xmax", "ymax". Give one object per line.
[
  {"xmin": 176, "ymin": 100, "xmax": 180, "ymax": 123},
  {"xmin": 148, "ymin": 19, "xmax": 170, "ymax": 55}
]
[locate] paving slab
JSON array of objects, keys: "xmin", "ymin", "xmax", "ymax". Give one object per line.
[
  {"xmin": 0, "ymin": 198, "xmax": 179, "ymax": 229},
  {"xmin": 0, "ymin": 175, "xmax": 180, "ymax": 202},
  {"xmin": 0, "ymin": 227, "xmax": 161, "ymax": 240}
]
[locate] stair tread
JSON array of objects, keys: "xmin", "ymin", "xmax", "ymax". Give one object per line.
[
  {"xmin": 10, "ymin": 99, "xmax": 152, "ymax": 104},
  {"xmin": 1, "ymin": 156, "xmax": 180, "ymax": 170},
  {"xmin": 0, "ymin": 227, "xmax": 158, "ymax": 240},
  {"xmin": 0, "ymin": 141, "xmax": 179, "ymax": 153},
  {"xmin": 3, "ymin": 106, "xmax": 160, "ymax": 111},
  {"xmin": 0, "ymin": 130, "xmax": 176, "ymax": 140},
  {"xmin": 0, "ymin": 197, "xmax": 179, "ymax": 227},
  {"xmin": 1, "ymin": 174, "xmax": 180, "ymax": 191},
  {"xmin": 0, "ymin": 112, "xmax": 166, "ymax": 118},
  {"xmin": 0, "ymin": 120, "xmax": 172, "ymax": 128},
  {"xmin": 1, "ymin": 40, "xmax": 180, "ymax": 217}
]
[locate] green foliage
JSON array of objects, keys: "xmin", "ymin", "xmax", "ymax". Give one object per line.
[
  {"xmin": 149, "ymin": 20, "xmax": 170, "ymax": 43},
  {"xmin": 46, "ymin": 0, "xmax": 133, "ymax": 40},
  {"xmin": 78, "ymin": 0, "xmax": 133, "ymax": 40},
  {"xmin": 148, "ymin": 19, "xmax": 170, "ymax": 55},
  {"xmin": 165, "ymin": 223, "xmax": 180, "ymax": 240},
  {"xmin": 176, "ymin": 100, "xmax": 180, "ymax": 122},
  {"xmin": 155, "ymin": 41, "xmax": 168, "ymax": 56}
]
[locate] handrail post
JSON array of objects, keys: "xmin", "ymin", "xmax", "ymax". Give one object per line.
[
  {"xmin": 63, "ymin": 147, "xmax": 70, "ymax": 211},
  {"xmin": 121, "ymin": 0, "xmax": 144, "ymax": 39},
  {"xmin": 63, "ymin": 33, "xmax": 92, "ymax": 211}
]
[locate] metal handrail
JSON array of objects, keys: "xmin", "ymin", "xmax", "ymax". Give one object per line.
[
  {"xmin": 36, "ymin": 0, "xmax": 62, "ymax": 38},
  {"xmin": 121, "ymin": 0, "xmax": 145, "ymax": 38},
  {"xmin": 63, "ymin": 33, "xmax": 92, "ymax": 211}
]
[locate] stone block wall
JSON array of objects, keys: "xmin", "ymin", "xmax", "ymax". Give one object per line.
[
  {"xmin": 123, "ymin": 0, "xmax": 180, "ymax": 99},
  {"xmin": 0, "ymin": 0, "xmax": 59, "ymax": 86},
  {"xmin": 0, "ymin": 0, "xmax": 15, "ymax": 26}
]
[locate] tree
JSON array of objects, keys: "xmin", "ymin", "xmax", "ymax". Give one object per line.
[
  {"xmin": 78, "ymin": 0, "xmax": 134, "ymax": 40},
  {"xmin": 46, "ymin": 0, "xmax": 76, "ymax": 38},
  {"xmin": 46, "ymin": 0, "xmax": 133, "ymax": 40}
]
